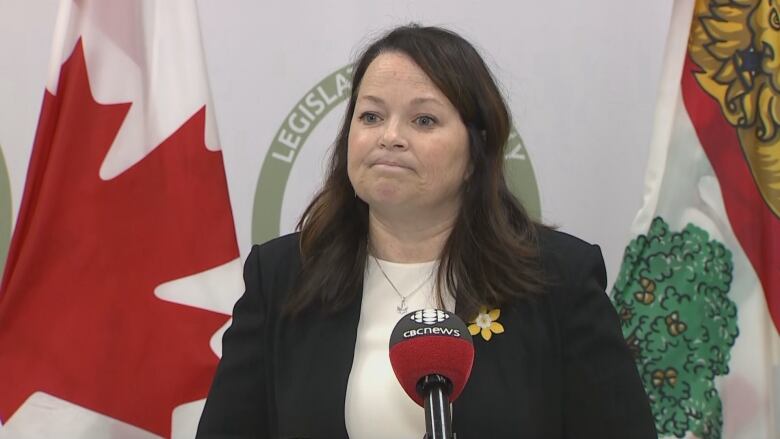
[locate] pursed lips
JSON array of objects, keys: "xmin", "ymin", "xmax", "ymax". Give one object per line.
[{"xmin": 371, "ymin": 158, "xmax": 411, "ymax": 170}]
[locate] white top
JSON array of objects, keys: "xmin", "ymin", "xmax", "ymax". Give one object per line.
[{"xmin": 344, "ymin": 257, "xmax": 455, "ymax": 439}]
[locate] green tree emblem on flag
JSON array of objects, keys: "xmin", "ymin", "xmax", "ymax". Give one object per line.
[{"xmin": 611, "ymin": 217, "xmax": 739, "ymax": 439}]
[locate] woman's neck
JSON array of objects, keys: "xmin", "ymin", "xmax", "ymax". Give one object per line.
[{"xmin": 368, "ymin": 209, "xmax": 455, "ymax": 263}]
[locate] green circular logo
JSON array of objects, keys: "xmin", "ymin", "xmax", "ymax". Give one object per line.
[
  {"xmin": 0, "ymin": 145, "xmax": 12, "ymax": 277},
  {"xmin": 252, "ymin": 65, "xmax": 540, "ymax": 243}
]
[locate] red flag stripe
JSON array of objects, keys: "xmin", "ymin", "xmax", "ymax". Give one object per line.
[{"xmin": 681, "ymin": 54, "xmax": 780, "ymax": 333}]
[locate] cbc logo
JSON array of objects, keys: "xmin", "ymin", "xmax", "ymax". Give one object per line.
[{"xmin": 411, "ymin": 309, "xmax": 449, "ymax": 325}]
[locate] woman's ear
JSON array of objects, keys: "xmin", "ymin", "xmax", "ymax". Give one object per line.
[{"xmin": 465, "ymin": 162, "xmax": 475, "ymax": 181}]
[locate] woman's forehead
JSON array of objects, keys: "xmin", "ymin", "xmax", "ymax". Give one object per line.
[
  {"xmin": 362, "ymin": 53, "xmax": 435, "ymax": 87},
  {"xmin": 357, "ymin": 53, "xmax": 451, "ymax": 107}
]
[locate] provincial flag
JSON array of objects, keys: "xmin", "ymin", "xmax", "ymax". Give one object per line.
[
  {"xmin": 0, "ymin": 1, "xmax": 243, "ymax": 438},
  {"xmin": 611, "ymin": 1, "xmax": 780, "ymax": 438}
]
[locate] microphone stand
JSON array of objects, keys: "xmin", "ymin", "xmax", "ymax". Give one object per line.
[{"xmin": 418, "ymin": 374, "xmax": 457, "ymax": 439}]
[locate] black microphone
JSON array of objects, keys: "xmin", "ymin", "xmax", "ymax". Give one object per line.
[{"xmin": 388, "ymin": 309, "xmax": 474, "ymax": 439}]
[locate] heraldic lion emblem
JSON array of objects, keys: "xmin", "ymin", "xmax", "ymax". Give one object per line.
[{"xmin": 690, "ymin": 0, "xmax": 780, "ymax": 217}]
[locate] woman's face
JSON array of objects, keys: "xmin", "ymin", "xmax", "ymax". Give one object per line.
[{"xmin": 347, "ymin": 52, "xmax": 470, "ymax": 220}]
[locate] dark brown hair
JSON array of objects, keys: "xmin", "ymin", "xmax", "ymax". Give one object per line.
[{"xmin": 287, "ymin": 24, "xmax": 545, "ymax": 319}]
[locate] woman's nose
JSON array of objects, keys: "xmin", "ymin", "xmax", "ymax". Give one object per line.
[{"xmin": 378, "ymin": 119, "xmax": 408, "ymax": 150}]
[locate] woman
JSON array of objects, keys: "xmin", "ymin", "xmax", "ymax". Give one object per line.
[{"xmin": 196, "ymin": 25, "xmax": 656, "ymax": 439}]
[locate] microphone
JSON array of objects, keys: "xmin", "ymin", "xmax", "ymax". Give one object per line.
[{"xmin": 389, "ymin": 309, "xmax": 474, "ymax": 439}]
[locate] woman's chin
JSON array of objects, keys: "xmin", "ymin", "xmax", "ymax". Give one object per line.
[
  {"xmin": 366, "ymin": 196, "xmax": 407, "ymax": 209},
  {"xmin": 362, "ymin": 188, "xmax": 411, "ymax": 209}
]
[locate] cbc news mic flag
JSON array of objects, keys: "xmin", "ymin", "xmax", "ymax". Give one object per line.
[
  {"xmin": 610, "ymin": 1, "xmax": 780, "ymax": 438},
  {"xmin": 0, "ymin": 1, "xmax": 243, "ymax": 438}
]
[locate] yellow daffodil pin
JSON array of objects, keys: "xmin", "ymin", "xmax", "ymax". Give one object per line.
[{"xmin": 468, "ymin": 307, "xmax": 504, "ymax": 341}]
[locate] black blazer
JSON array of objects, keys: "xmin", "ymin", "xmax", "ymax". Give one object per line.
[{"xmin": 196, "ymin": 228, "xmax": 657, "ymax": 439}]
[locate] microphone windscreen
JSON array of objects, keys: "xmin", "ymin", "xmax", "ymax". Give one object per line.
[{"xmin": 388, "ymin": 309, "xmax": 474, "ymax": 406}]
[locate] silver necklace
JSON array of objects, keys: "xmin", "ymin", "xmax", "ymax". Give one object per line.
[{"xmin": 371, "ymin": 254, "xmax": 435, "ymax": 314}]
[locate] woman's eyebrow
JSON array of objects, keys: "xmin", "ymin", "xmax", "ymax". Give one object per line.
[{"xmin": 409, "ymin": 96, "xmax": 445, "ymax": 107}]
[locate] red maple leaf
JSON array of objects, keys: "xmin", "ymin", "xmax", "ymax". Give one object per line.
[{"xmin": 0, "ymin": 40, "xmax": 237, "ymax": 437}]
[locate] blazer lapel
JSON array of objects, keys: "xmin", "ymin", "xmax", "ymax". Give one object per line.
[{"xmin": 274, "ymin": 292, "xmax": 363, "ymax": 438}]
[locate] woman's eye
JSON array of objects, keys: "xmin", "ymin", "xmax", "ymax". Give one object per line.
[
  {"xmin": 415, "ymin": 115, "xmax": 436, "ymax": 127},
  {"xmin": 358, "ymin": 112, "xmax": 380, "ymax": 124}
]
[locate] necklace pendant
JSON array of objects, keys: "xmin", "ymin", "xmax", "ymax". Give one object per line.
[{"xmin": 397, "ymin": 299, "xmax": 408, "ymax": 314}]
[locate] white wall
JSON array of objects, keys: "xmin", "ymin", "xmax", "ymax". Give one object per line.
[{"xmin": 0, "ymin": 0, "xmax": 674, "ymax": 287}]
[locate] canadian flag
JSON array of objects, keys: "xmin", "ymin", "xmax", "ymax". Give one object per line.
[
  {"xmin": 0, "ymin": 1, "xmax": 243, "ymax": 438},
  {"xmin": 610, "ymin": 1, "xmax": 780, "ymax": 438}
]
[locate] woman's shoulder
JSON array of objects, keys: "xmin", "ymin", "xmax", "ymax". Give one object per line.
[
  {"xmin": 534, "ymin": 225, "xmax": 606, "ymax": 286},
  {"xmin": 536, "ymin": 226, "xmax": 598, "ymax": 257},
  {"xmin": 247, "ymin": 232, "xmax": 302, "ymax": 273},
  {"xmin": 240, "ymin": 233, "xmax": 303, "ymax": 307},
  {"xmin": 252, "ymin": 232, "xmax": 300, "ymax": 253},
  {"xmin": 251, "ymin": 232, "xmax": 300, "ymax": 257}
]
